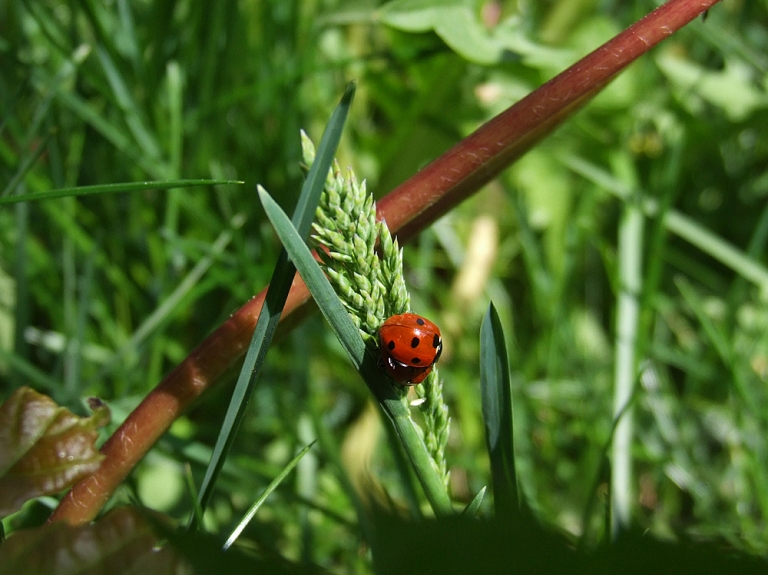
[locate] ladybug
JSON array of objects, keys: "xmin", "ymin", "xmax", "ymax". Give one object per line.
[{"xmin": 378, "ymin": 313, "xmax": 443, "ymax": 385}]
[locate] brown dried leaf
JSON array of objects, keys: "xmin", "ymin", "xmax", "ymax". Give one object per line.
[
  {"xmin": 0, "ymin": 387, "xmax": 110, "ymax": 517},
  {"xmin": 0, "ymin": 506, "xmax": 191, "ymax": 575}
]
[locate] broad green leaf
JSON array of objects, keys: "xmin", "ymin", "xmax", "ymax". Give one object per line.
[
  {"xmin": 378, "ymin": 0, "xmax": 571, "ymax": 67},
  {"xmin": 381, "ymin": 2, "xmax": 501, "ymax": 64},
  {"xmin": 656, "ymin": 52, "xmax": 768, "ymax": 122},
  {"xmin": 0, "ymin": 387, "xmax": 110, "ymax": 518}
]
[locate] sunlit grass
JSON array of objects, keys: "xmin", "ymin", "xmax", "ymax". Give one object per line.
[{"xmin": 2, "ymin": 0, "xmax": 767, "ymax": 568}]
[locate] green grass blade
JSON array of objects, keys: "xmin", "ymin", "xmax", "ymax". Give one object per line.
[
  {"xmin": 53, "ymin": 87, "xmax": 168, "ymax": 178},
  {"xmin": 675, "ymin": 277, "xmax": 759, "ymax": 412},
  {"xmin": 562, "ymin": 155, "xmax": 768, "ymax": 290},
  {"xmin": 480, "ymin": 303, "xmax": 518, "ymax": 518},
  {"xmin": 193, "ymin": 82, "xmax": 356, "ymax": 524},
  {"xmin": 462, "ymin": 486, "xmax": 486, "ymax": 517},
  {"xmin": 1, "ymin": 130, "xmax": 54, "ymax": 198},
  {"xmin": 258, "ymin": 188, "xmax": 364, "ymax": 365},
  {"xmin": 95, "ymin": 44, "xmax": 161, "ymax": 161},
  {"xmin": 258, "ymin": 187, "xmax": 453, "ymax": 517},
  {"xmin": 0, "ymin": 342, "xmax": 61, "ymax": 393},
  {"xmin": 183, "ymin": 462, "xmax": 204, "ymax": 533},
  {"xmin": 94, "ymin": 214, "xmax": 246, "ymax": 383},
  {"xmin": 0, "ymin": 180, "xmax": 242, "ymax": 206},
  {"xmin": 12, "ymin": 201, "xmax": 30, "ymax": 388},
  {"xmin": 223, "ymin": 441, "xmax": 316, "ymax": 550},
  {"xmin": 610, "ymin": 197, "xmax": 644, "ymax": 537}
]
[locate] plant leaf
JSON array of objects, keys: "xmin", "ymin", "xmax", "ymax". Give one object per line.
[
  {"xmin": 0, "ymin": 388, "xmax": 110, "ymax": 518},
  {"xmin": 378, "ymin": 0, "xmax": 571, "ymax": 67},
  {"xmin": 0, "ymin": 180, "xmax": 242, "ymax": 205},
  {"xmin": 194, "ymin": 82, "xmax": 356, "ymax": 521},
  {"xmin": 462, "ymin": 486, "xmax": 486, "ymax": 517},
  {"xmin": 656, "ymin": 53, "xmax": 768, "ymax": 122},
  {"xmin": 479, "ymin": 304, "xmax": 517, "ymax": 518},
  {"xmin": 224, "ymin": 441, "xmax": 316, "ymax": 549},
  {"xmin": 0, "ymin": 507, "xmax": 188, "ymax": 575}
]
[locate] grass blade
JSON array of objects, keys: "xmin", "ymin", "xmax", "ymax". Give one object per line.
[
  {"xmin": 610, "ymin": 197, "xmax": 644, "ymax": 537},
  {"xmin": 562, "ymin": 155, "xmax": 768, "ymax": 290},
  {"xmin": 193, "ymin": 82, "xmax": 356, "ymax": 523},
  {"xmin": 94, "ymin": 214, "xmax": 246, "ymax": 383},
  {"xmin": 223, "ymin": 441, "xmax": 316, "ymax": 550},
  {"xmin": 480, "ymin": 303, "xmax": 518, "ymax": 518},
  {"xmin": 462, "ymin": 486, "xmax": 487, "ymax": 517},
  {"xmin": 0, "ymin": 180, "xmax": 242, "ymax": 206}
]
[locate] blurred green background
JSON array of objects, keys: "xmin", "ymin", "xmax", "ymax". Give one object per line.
[{"xmin": 2, "ymin": 0, "xmax": 768, "ymax": 569}]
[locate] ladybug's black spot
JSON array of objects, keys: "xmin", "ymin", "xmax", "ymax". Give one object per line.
[
  {"xmin": 412, "ymin": 357, "xmax": 422, "ymax": 364},
  {"xmin": 387, "ymin": 340, "xmax": 396, "ymax": 351},
  {"xmin": 410, "ymin": 337, "xmax": 420, "ymax": 348},
  {"xmin": 432, "ymin": 334, "xmax": 440, "ymax": 348},
  {"xmin": 416, "ymin": 317, "xmax": 425, "ymax": 326},
  {"xmin": 434, "ymin": 340, "xmax": 443, "ymax": 363}
]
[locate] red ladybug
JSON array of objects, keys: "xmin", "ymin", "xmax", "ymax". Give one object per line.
[{"xmin": 379, "ymin": 313, "xmax": 443, "ymax": 385}]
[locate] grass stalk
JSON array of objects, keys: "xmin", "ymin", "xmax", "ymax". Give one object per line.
[{"xmin": 610, "ymin": 194, "xmax": 644, "ymax": 536}]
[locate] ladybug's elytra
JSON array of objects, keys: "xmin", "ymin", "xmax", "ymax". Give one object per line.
[{"xmin": 378, "ymin": 313, "xmax": 443, "ymax": 385}]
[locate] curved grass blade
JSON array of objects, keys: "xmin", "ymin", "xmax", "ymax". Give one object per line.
[
  {"xmin": 193, "ymin": 82, "xmax": 356, "ymax": 526},
  {"xmin": 223, "ymin": 441, "xmax": 315, "ymax": 550},
  {"xmin": 0, "ymin": 180, "xmax": 243, "ymax": 206},
  {"xmin": 258, "ymin": 187, "xmax": 453, "ymax": 517},
  {"xmin": 480, "ymin": 303, "xmax": 518, "ymax": 518}
]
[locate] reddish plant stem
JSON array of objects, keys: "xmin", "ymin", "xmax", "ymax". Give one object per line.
[{"xmin": 49, "ymin": 0, "xmax": 721, "ymax": 525}]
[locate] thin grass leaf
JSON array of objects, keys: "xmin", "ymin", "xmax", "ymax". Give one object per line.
[
  {"xmin": 675, "ymin": 277, "xmax": 759, "ymax": 412},
  {"xmin": 462, "ymin": 486, "xmax": 487, "ymax": 517},
  {"xmin": 193, "ymin": 82, "xmax": 356, "ymax": 524},
  {"xmin": 577, "ymin": 383, "xmax": 642, "ymax": 550},
  {"xmin": 95, "ymin": 44, "xmax": 161, "ymax": 161},
  {"xmin": 258, "ymin": 187, "xmax": 453, "ymax": 517},
  {"xmin": 166, "ymin": 61, "xmax": 183, "ymax": 174},
  {"xmin": 480, "ymin": 303, "xmax": 518, "ymax": 518},
  {"xmin": 94, "ymin": 214, "xmax": 246, "ymax": 382},
  {"xmin": 116, "ymin": 0, "xmax": 141, "ymax": 73},
  {"xmin": 223, "ymin": 441, "xmax": 316, "ymax": 550},
  {"xmin": 0, "ymin": 348, "xmax": 62, "ymax": 393},
  {"xmin": 53, "ymin": 85, "xmax": 169, "ymax": 178},
  {"xmin": 183, "ymin": 463, "xmax": 204, "ymax": 532},
  {"xmin": 562, "ymin": 155, "xmax": 768, "ymax": 291},
  {"xmin": 611, "ymin": 196, "xmax": 644, "ymax": 537},
  {"xmin": 0, "ymin": 179, "xmax": 242, "ymax": 206},
  {"xmin": 1, "ymin": 130, "xmax": 54, "ymax": 198}
]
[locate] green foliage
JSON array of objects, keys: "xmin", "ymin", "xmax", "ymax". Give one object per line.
[
  {"xmin": 2, "ymin": 0, "xmax": 768, "ymax": 571},
  {"xmin": 480, "ymin": 304, "xmax": 518, "ymax": 518}
]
